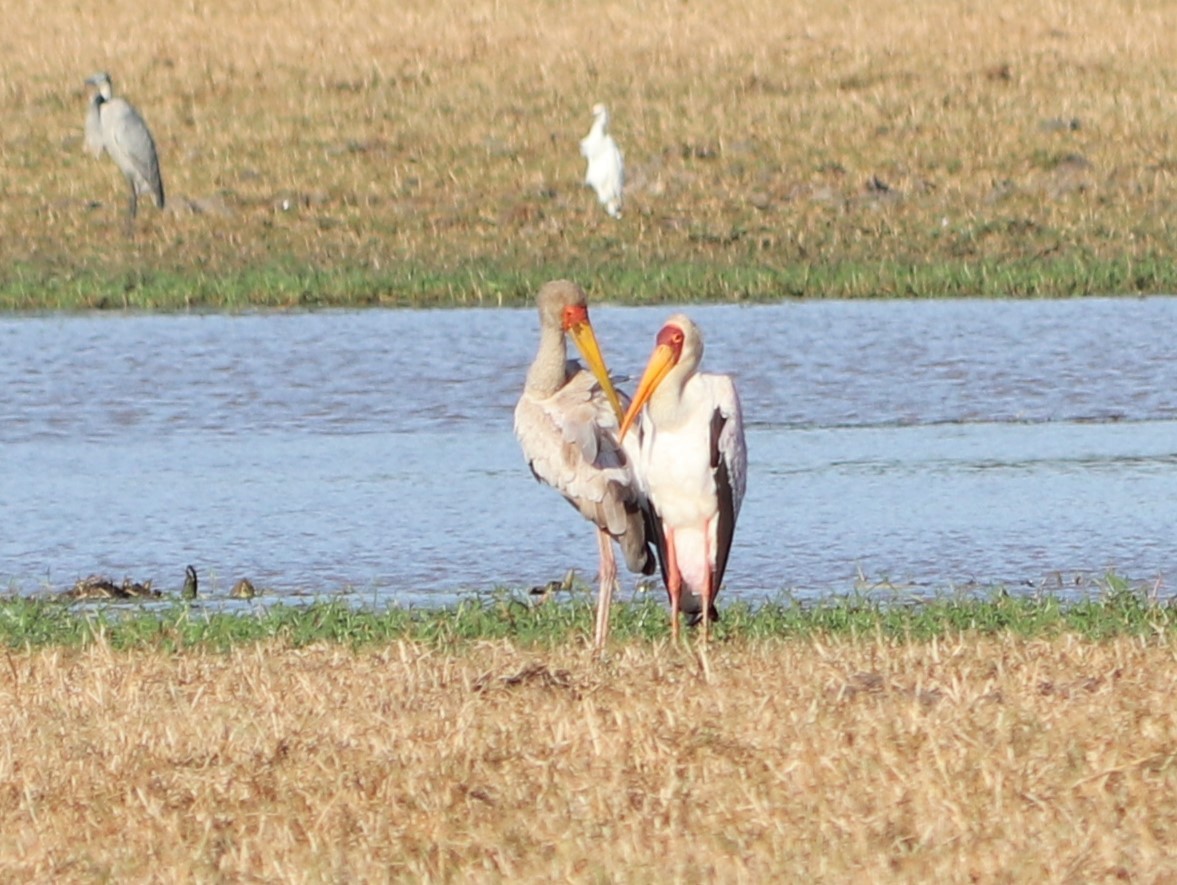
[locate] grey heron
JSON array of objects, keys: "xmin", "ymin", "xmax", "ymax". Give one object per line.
[{"xmin": 84, "ymin": 72, "xmax": 165, "ymax": 231}]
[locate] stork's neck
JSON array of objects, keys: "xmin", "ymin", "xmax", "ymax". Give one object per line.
[
  {"xmin": 524, "ymin": 324, "xmax": 569, "ymax": 397},
  {"xmin": 646, "ymin": 365, "xmax": 693, "ymax": 428}
]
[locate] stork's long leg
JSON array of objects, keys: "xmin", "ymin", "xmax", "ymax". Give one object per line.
[
  {"xmin": 593, "ymin": 528, "xmax": 617, "ymax": 654},
  {"xmin": 663, "ymin": 527, "xmax": 681, "ymax": 642},
  {"xmin": 700, "ymin": 530, "xmax": 714, "ymax": 643},
  {"xmin": 700, "ymin": 569, "xmax": 714, "ymax": 643}
]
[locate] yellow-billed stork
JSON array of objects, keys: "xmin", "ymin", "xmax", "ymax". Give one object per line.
[
  {"xmin": 515, "ymin": 280, "xmax": 655, "ymax": 651},
  {"xmin": 619, "ymin": 314, "xmax": 746, "ymax": 641}
]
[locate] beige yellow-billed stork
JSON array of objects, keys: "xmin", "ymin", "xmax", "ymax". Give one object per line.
[
  {"xmin": 619, "ymin": 314, "xmax": 747, "ymax": 642},
  {"xmin": 515, "ymin": 280, "xmax": 655, "ymax": 651}
]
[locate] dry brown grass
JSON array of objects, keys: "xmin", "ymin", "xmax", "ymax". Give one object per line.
[
  {"xmin": 4, "ymin": 635, "xmax": 1177, "ymax": 880},
  {"xmin": 6, "ymin": 0, "xmax": 1177, "ymax": 305}
]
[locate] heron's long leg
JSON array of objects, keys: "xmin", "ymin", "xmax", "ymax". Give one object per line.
[
  {"xmin": 663, "ymin": 527, "xmax": 681, "ymax": 643},
  {"xmin": 126, "ymin": 175, "xmax": 139, "ymax": 220},
  {"xmin": 123, "ymin": 177, "xmax": 138, "ymax": 237},
  {"xmin": 593, "ymin": 528, "xmax": 617, "ymax": 654}
]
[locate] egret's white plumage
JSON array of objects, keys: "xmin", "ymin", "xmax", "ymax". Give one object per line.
[
  {"xmin": 620, "ymin": 314, "xmax": 747, "ymax": 641},
  {"xmin": 84, "ymin": 72, "xmax": 164, "ymax": 231},
  {"xmin": 579, "ymin": 103, "xmax": 624, "ymax": 219},
  {"xmin": 515, "ymin": 280, "xmax": 654, "ymax": 652}
]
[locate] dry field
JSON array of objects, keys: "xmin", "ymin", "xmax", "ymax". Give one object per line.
[
  {"xmin": 3, "ymin": 634, "xmax": 1177, "ymax": 881},
  {"xmin": 4, "ymin": 0, "xmax": 1177, "ymax": 306}
]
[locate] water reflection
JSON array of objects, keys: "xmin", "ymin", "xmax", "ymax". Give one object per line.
[{"xmin": 1, "ymin": 298, "xmax": 1175, "ymax": 604}]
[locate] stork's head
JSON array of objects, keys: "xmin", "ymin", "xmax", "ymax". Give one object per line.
[
  {"xmin": 535, "ymin": 280, "xmax": 624, "ymax": 422},
  {"xmin": 619, "ymin": 314, "xmax": 703, "ymax": 440}
]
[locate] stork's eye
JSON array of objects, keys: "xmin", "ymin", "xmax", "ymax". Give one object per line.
[{"xmin": 655, "ymin": 323, "xmax": 685, "ymax": 350}]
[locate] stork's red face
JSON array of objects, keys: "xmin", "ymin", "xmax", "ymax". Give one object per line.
[
  {"xmin": 561, "ymin": 303, "xmax": 589, "ymax": 332},
  {"xmin": 655, "ymin": 322, "xmax": 686, "ymax": 359},
  {"xmin": 562, "ymin": 303, "xmax": 624, "ymax": 423},
  {"xmin": 618, "ymin": 321, "xmax": 686, "ymax": 440}
]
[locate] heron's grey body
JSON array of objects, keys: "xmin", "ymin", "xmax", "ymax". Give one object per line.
[{"xmin": 84, "ymin": 72, "xmax": 164, "ymax": 227}]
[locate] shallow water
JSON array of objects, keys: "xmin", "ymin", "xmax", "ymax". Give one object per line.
[{"xmin": 2, "ymin": 298, "xmax": 1175, "ymax": 605}]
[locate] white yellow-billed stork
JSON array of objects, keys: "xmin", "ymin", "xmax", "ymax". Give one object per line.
[
  {"xmin": 619, "ymin": 314, "xmax": 746, "ymax": 641},
  {"xmin": 515, "ymin": 280, "xmax": 655, "ymax": 651}
]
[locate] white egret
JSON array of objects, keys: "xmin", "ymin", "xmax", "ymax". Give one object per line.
[{"xmin": 580, "ymin": 103, "xmax": 624, "ymax": 219}]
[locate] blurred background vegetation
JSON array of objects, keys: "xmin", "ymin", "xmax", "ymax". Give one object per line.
[{"xmin": 4, "ymin": 0, "xmax": 1177, "ymax": 309}]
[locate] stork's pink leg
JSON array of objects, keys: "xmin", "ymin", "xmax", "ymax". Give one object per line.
[
  {"xmin": 700, "ymin": 566, "xmax": 713, "ymax": 643},
  {"xmin": 663, "ymin": 527, "xmax": 682, "ymax": 642},
  {"xmin": 593, "ymin": 529, "xmax": 617, "ymax": 654},
  {"xmin": 700, "ymin": 530, "xmax": 714, "ymax": 643}
]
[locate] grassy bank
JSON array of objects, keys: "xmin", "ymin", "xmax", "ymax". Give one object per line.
[
  {"xmin": 2, "ymin": 591, "xmax": 1177, "ymax": 880},
  {"xmin": 1, "ymin": 583, "xmax": 1174, "ymax": 650},
  {"xmin": 5, "ymin": 0, "xmax": 1177, "ymax": 309}
]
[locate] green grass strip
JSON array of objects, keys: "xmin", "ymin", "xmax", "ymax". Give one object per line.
[
  {"xmin": 4, "ymin": 253, "xmax": 1177, "ymax": 312},
  {"xmin": 0, "ymin": 582, "xmax": 1172, "ymax": 651}
]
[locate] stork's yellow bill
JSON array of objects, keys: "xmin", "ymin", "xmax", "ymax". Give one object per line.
[{"xmin": 563, "ymin": 303, "xmax": 625, "ymax": 423}]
